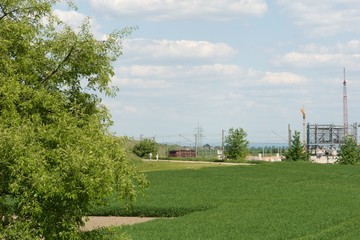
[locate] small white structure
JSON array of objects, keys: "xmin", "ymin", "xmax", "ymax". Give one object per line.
[{"xmin": 217, "ymin": 150, "xmax": 223, "ymax": 160}]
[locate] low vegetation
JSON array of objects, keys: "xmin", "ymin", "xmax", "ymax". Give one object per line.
[
  {"xmin": 85, "ymin": 162, "xmax": 360, "ymax": 239},
  {"xmin": 132, "ymin": 138, "xmax": 158, "ymax": 158}
]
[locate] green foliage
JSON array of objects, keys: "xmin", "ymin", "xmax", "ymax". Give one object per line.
[
  {"xmin": 337, "ymin": 137, "xmax": 360, "ymax": 165},
  {"xmin": 132, "ymin": 139, "xmax": 158, "ymax": 158},
  {"xmin": 283, "ymin": 131, "xmax": 309, "ymax": 161},
  {"xmin": 0, "ymin": 1, "xmax": 147, "ymax": 239},
  {"xmin": 91, "ymin": 163, "xmax": 360, "ymax": 239},
  {"xmin": 80, "ymin": 227, "xmax": 130, "ymax": 240},
  {"xmin": 224, "ymin": 127, "xmax": 249, "ymax": 161}
]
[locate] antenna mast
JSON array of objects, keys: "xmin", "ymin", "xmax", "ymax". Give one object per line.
[{"xmin": 343, "ymin": 68, "xmax": 348, "ymax": 137}]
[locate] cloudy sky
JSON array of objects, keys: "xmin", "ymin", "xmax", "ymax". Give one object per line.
[{"xmin": 56, "ymin": 0, "xmax": 360, "ymax": 145}]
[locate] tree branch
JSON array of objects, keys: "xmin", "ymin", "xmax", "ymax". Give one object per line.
[
  {"xmin": 0, "ymin": 6, "xmax": 41, "ymax": 21},
  {"xmin": 0, "ymin": 5, "xmax": 9, "ymax": 20},
  {"xmin": 41, "ymin": 46, "xmax": 75, "ymax": 83}
]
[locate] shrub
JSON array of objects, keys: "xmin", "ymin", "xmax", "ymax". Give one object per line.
[
  {"xmin": 133, "ymin": 139, "xmax": 158, "ymax": 158},
  {"xmin": 337, "ymin": 137, "xmax": 360, "ymax": 165}
]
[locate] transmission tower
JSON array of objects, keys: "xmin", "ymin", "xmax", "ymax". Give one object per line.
[
  {"xmin": 194, "ymin": 123, "xmax": 204, "ymax": 148},
  {"xmin": 343, "ymin": 68, "xmax": 348, "ymax": 137}
]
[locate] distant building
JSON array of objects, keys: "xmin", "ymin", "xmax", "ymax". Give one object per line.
[
  {"xmin": 169, "ymin": 149, "xmax": 196, "ymax": 158},
  {"xmin": 307, "ymin": 122, "xmax": 358, "ymax": 156}
]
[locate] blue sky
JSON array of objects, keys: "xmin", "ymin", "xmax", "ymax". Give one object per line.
[{"xmin": 55, "ymin": 0, "xmax": 360, "ymax": 145}]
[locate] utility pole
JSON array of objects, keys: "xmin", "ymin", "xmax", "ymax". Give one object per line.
[
  {"xmin": 288, "ymin": 124, "xmax": 292, "ymax": 148},
  {"xmin": 194, "ymin": 134, "xmax": 198, "ymax": 157},
  {"xmin": 222, "ymin": 129, "xmax": 225, "ymax": 153},
  {"xmin": 343, "ymin": 68, "xmax": 348, "ymax": 137},
  {"xmin": 300, "ymin": 107, "xmax": 306, "ymax": 147}
]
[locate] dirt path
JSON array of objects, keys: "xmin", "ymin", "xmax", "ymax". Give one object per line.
[
  {"xmin": 143, "ymin": 159, "xmax": 253, "ymax": 165},
  {"xmin": 81, "ymin": 216, "xmax": 157, "ymax": 231}
]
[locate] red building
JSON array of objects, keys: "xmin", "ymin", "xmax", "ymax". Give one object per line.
[{"xmin": 169, "ymin": 149, "xmax": 196, "ymax": 158}]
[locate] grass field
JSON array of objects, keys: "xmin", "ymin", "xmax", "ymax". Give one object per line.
[
  {"xmin": 135, "ymin": 160, "xmax": 235, "ymax": 172},
  {"xmin": 86, "ymin": 161, "xmax": 360, "ymax": 239}
]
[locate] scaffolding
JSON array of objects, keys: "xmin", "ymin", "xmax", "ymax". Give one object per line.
[{"xmin": 307, "ymin": 123, "xmax": 358, "ymax": 156}]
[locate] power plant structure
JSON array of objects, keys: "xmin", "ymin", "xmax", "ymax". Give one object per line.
[
  {"xmin": 305, "ymin": 68, "xmax": 358, "ymax": 158},
  {"xmin": 306, "ymin": 123, "xmax": 358, "ymax": 156}
]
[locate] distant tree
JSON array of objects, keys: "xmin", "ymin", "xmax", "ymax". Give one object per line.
[
  {"xmin": 133, "ymin": 138, "xmax": 158, "ymax": 158},
  {"xmin": 224, "ymin": 128, "xmax": 249, "ymax": 161},
  {"xmin": 336, "ymin": 137, "xmax": 360, "ymax": 165},
  {"xmin": 283, "ymin": 131, "xmax": 309, "ymax": 161},
  {"xmin": 203, "ymin": 144, "xmax": 211, "ymax": 150}
]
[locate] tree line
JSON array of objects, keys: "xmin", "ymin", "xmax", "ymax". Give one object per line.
[{"xmin": 132, "ymin": 128, "xmax": 360, "ymax": 165}]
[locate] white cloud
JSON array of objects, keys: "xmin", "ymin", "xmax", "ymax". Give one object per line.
[
  {"xmin": 273, "ymin": 40, "xmax": 360, "ymax": 68},
  {"xmin": 123, "ymin": 39, "xmax": 236, "ymax": 62},
  {"xmin": 113, "ymin": 76, "xmax": 172, "ymax": 89},
  {"xmin": 90, "ymin": 0, "xmax": 267, "ymax": 20},
  {"xmin": 336, "ymin": 40, "xmax": 360, "ymax": 53},
  {"xmin": 53, "ymin": 9, "xmax": 102, "ymax": 37},
  {"xmin": 122, "ymin": 105, "xmax": 140, "ymax": 114},
  {"xmin": 116, "ymin": 64, "xmax": 243, "ymax": 86},
  {"xmin": 276, "ymin": 0, "xmax": 360, "ymax": 36},
  {"xmin": 192, "ymin": 64, "xmax": 242, "ymax": 76},
  {"xmin": 275, "ymin": 52, "xmax": 344, "ymax": 68},
  {"xmin": 118, "ymin": 65, "xmax": 177, "ymax": 77},
  {"xmin": 261, "ymin": 72, "xmax": 308, "ymax": 84},
  {"xmin": 114, "ymin": 64, "xmax": 307, "ymax": 95},
  {"xmin": 53, "ymin": 10, "xmax": 86, "ymax": 28}
]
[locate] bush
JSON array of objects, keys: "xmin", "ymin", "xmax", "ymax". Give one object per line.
[
  {"xmin": 132, "ymin": 139, "xmax": 158, "ymax": 158},
  {"xmin": 337, "ymin": 137, "xmax": 360, "ymax": 165}
]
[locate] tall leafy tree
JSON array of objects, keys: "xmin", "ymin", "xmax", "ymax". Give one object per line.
[
  {"xmin": 132, "ymin": 138, "xmax": 158, "ymax": 158},
  {"xmin": 0, "ymin": 1, "xmax": 147, "ymax": 239},
  {"xmin": 337, "ymin": 137, "xmax": 360, "ymax": 165},
  {"xmin": 283, "ymin": 131, "xmax": 309, "ymax": 161},
  {"xmin": 224, "ymin": 128, "xmax": 249, "ymax": 161}
]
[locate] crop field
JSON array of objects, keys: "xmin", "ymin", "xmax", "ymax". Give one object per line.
[
  {"xmin": 86, "ymin": 162, "xmax": 360, "ymax": 239},
  {"xmin": 135, "ymin": 160, "xmax": 234, "ymax": 172}
]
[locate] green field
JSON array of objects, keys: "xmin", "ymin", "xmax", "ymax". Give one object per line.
[
  {"xmin": 135, "ymin": 160, "xmax": 235, "ymax": 172},
  {"xmin": 86, "ymin": 161, "xmax": 360, "ymax": 239}
]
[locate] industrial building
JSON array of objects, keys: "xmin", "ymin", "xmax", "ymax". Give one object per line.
[
  {"xmin": 168, "ymin": 149, "xmax": 196, "ymax": 158},
  {"xmin": 306, "ymin": 123, "xmax": 358, "ymax": 156},
  {"xmin": 303, "ymin": 69, "xmax": 358, "ymax": 162}
]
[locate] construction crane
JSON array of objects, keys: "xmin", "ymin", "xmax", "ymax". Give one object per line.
[
  {"xmin": 343, "ymin": 68, "xmax": 348, "ymax": 137},
  {"xmin": 300, "ymin": 107, "xmax": 306, "ymax": 147}
]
